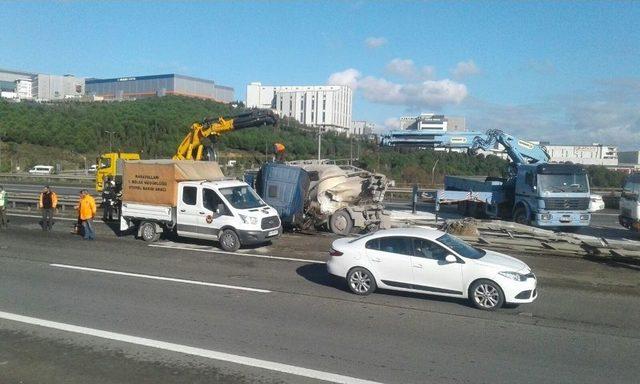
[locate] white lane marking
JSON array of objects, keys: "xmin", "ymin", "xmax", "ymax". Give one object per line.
[
  {"xmin": 7, "ymin": 213, "xmax": 77, "ymax": 221},
  {"xmin": 50, "ymin": 264, "xmax": 270, "ymax": 293},
  {"xmin": 0, "ymin": 311, "xmax": 383, "ymax": 384},
  {"xmin": 149, "ymin": 242, "xmax": 326, "ymax": 264}
]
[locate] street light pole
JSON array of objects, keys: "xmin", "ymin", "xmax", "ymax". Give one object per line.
[
  {"xmin": 317, "ymin": 126, "xmax": 322, "ymax": 161},
  {"xmin": 105, "ymin": 130, "xmax": 114, "ymax": 153}
]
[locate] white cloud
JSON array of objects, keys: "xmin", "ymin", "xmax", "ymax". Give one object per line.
[
  {"xmin": 461, "ymin": 79, "xmax": 640, "ymax": 150},
  {"xmin": 383, "ymin": 117, "xmax": 401, "ymax": 130},
  {"xmin": 364, "ymin": 37, "xmax": 387, "ymax": 48},
  {"xmin": 385, "ymin": 58, "xmax": 435, "ymax": 81},
  {"xmin": 452, "ymin": 60, "xmax": 480, "ymax": 79},
  {"xmin": 328, "ymin": 68, "xmax": 467, "ymax": 109},
  {"xmin": 327, "ymin": 68, "xmax": 361, "ymax": 90}
]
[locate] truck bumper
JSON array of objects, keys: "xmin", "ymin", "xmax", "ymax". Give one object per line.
[
  {"xmin": 533, "ymin": 211, "xmax": 590, "ymax": 227},
  {"xmin": 238, "ymin": 227, "xmax": 282, "ymax": 245},
  {"xmin": 619, "ymin": 215, "xmax": 640, "ymax": 232}
]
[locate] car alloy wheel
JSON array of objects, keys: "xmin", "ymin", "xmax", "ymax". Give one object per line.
[
  {"xmin": 473, "ymin": 283, "xmax": 501, "ymax": 309},
  {"xmin": 347, "ymin": 267, "xmax": 376, "ymax": 295}
]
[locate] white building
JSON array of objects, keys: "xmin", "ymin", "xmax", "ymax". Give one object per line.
[
  {"xmin": 544, "ymin": 144, "xmax": 618, "ymax": 166},
  {"xmin": 32, "ymin": 74, "xmax": 84, "ymax": 101},
  {"xmin": 16, "ymin": 79, "xmax": 32, "ymax": 99},
  {"xmin": 351, "ymin": 121, "xmax": 375, "ymax": 136},
  {"xmin": 399, "ymin": 113, "xmax": 466, "ymax": 132},
  {"xmin": 246, "ymin": 82, "xmax": 352, "ymax": 135}
]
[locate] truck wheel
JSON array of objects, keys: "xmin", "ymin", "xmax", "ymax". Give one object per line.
[
  {"xmin": 219, "ymin": 229, "xmax": 240, "ymax": 252},
  {"xmin": 329, "ymin": 210, "xmax": 353, "ymax": 235},
  {"xmin": 513, "ymin": 206, "xmax": 530, "ymax": 226},
  {"xmin": 140, "ymin": 221, "xmax": 160, "ymax": 242}
]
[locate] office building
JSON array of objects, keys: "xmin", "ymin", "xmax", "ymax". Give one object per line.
[
  {"xmin": 351, "ymin": 121, "xmax": 375, "ymax": 136},
  {"xmin": 544, "ymin": 144, "xmax": 618, "ymax": 166},
  {"xmin": 86, "ymin": 74, "xmax": 234, "ymax": 102},
  {"xmin": 31, "ymin": 74, "xmax": 85, "ymax": 101},
  {"xmin": 246, "ymin": 82, "xmax": 352, "ymax": 134},
  {"xmin": 399, "ymin": 113, "xmax": 466, "ymax": 132}
]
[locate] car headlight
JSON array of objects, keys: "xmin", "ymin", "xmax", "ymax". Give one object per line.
[
  {"xmin": 499, "ymin": 271, "xmax": 526, "ymax": 282},
  {"xmin": 239, "ymin": 214, "xmax": 258, "ymax": 225}
]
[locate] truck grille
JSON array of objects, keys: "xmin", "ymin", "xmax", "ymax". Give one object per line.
[
  {"xmin": 543, "ymin": 198, "xmax": 589, "ymax": 210},
  {"xmin": 261, "ymin": 216, "xmax": 280, "ymax": 230}
]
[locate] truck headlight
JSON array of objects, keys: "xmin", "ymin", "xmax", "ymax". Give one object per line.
[
  {"xmin": 499, "ymin": 271, "xmax": 526, "ymax": 282},
  {"xmin": 580, "ymin": 214, "xmax": 590, "ymax": 221},
  {"xmin": 239, "ymin": 214, "xmax": 258, "ymax": 225},
  {"xmin": 540, "ymin": 213, "xmax": 551, "ymax": 221}
]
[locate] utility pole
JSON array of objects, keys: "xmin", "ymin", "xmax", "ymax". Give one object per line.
[
  {"xmin": 350, "ymin": 137, "xmax": 353, "ymax": 165},
  {"xmin": 105, "ymin": 130, "xmax": 114, "ymax": 153},
  {"xmin": 317, "ymin": 126, "xmax": 323, "ymax": 161}
]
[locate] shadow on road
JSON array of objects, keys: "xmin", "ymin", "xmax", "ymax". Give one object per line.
[{"xmin": 295, "ymin": 263, "xmax": 475, "ymax": 309}]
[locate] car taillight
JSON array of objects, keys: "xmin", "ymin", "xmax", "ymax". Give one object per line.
[{"xmin": 329, "ymin": 248, "xmax": 343, "ymax": 256}]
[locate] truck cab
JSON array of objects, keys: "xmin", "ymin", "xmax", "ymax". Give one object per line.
[
  {"xmin": 619, "ymin": 173, "xmax": 640, "ymax": 232},
  {"xmin": 95, "ymin": 152, "xmax": 141, "ymax": 192},
  {"xmin": 176, "ymin": 180, "xmax": 282, "ymax": 248},
  {"xmin": 514, "ymin": 163, "xmax": 591, "ymax": 228}
]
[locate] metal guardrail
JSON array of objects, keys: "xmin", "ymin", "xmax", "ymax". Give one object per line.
[
  {"xmin": 4, "ymin": 192, "xmax": 102, "ymax": 213},
  {"xmin": 0, "ymin": 173, "xmax": 94, "ymax": 183}
]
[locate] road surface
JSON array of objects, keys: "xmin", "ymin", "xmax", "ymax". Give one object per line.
[{"xmin": 0, "ymin": 215, "xmax": 638, "ymax": 384}]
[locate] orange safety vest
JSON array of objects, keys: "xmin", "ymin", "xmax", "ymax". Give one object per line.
[
  {"xmin": 78, "ymin": 195, "xmax": 96, "ymax": 220},
  {"xmin": 39, "ymin": 191, "xmax": 58, "ymax": 209}
]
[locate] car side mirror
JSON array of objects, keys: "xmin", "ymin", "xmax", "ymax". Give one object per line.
[{"xmin": 445, "ymin": 254, "xmax": 457, "ymax": 263}]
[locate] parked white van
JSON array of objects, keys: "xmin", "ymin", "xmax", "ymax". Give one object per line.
[{"xmin": 28, "ymin": 165, "xmax": 55, "ymax": 175}]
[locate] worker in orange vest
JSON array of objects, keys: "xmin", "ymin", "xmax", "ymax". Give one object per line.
[
  {"xmin": 77, "ymin": 189, "xmax": 97, "ymax": 240},
  {"xmin": 38, "ymin": 185, "xmax": 58, "ymax": 231},
  {"xmin": 273, "ymin": 142, "xmax": 286, "ymax": 162}
]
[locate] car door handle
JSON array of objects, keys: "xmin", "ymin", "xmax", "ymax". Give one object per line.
[
  {"xmin": 199, "ymin": 212, "xmax": 205, "ymax": 215},
  {"xmin": 413, "ymin": 264, "xmax": 423, "ymax": 269},
  {"xmin": 371, "ymin": 257, "xmax": 382, "ymax": 262},
  {"xmin": 179, "ymin": 209, "xmax": 186, "ymax": 213}
]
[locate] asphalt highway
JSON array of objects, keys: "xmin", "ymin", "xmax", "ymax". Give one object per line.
[{"xmin": 1, "ymin": 216, "xmax": 639, "ymax": 384}]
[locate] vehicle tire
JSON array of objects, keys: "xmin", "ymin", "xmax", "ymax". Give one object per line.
[
  {"xmin": 219, "ymin": 229, "xmax": 240, "ymax": 252},
  {"xmin": 329, "ymin": 210, "xmax": 353, "ymax": 235},
  {"xmin": 140, "ymin": 221, "xmax": 160, "ymax": 242},
  {"xmin": 469, "ymin": 279, "xmax": 505, "ymax": 311},
  {"xmin": 513, "ymin": 206, "xmax": 530, "ymax": 226},
  {"xmin": 346, "ymin": 267, "xmax": 377, "ymax": 296}
]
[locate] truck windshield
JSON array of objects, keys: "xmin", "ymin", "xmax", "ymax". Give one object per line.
[
  {"xmin": 437, "ymin": 233, "xmax": 486, "ymax": 259},
  {"xmin": 538, "ymin": 173, "xmax": 588, "ymax": 193},
  {"xmin": 99, "ymin": 157, "xmax": 111, "ymax": 169},
  {"xmin": 220, "ymin": 186, "xmax": 266, "ymax": 209},
  {"xmin": 622, "ymin": 180, "xmax": 640, "ymax": 201}
]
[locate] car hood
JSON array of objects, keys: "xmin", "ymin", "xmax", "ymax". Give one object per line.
[{"xmin": 473, "ymin": 250, "xmax": 529, "ymax": 272}]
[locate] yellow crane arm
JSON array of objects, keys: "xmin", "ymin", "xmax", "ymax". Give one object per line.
[{"xmin": 172, "ymin": 109, "xmax": 278, "ymax": 161}]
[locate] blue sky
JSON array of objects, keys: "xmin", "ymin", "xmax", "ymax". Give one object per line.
[{"xmin": 1, "ymin": 1, "xmax": 639, "ymax": 149}]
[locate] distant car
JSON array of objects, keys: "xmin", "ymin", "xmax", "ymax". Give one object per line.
[
  {"xmin": 28, "ymin": 165, "xmax": 55, "ymax": 175},
  {"xmin": 327, "ymin": 227, "xmax": 538, "ymax": 310},
  {"xmin": 89, "ymin": 164, "xmax": 98, "ymax": 173},
  {"xmin": 589, "ymin": 194, "xmax": 605, "ymax": 212}
]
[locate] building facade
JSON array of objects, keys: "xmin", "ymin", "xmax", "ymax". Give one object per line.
[
  {"xmin": 618, "ymin": 151, "xmax": 640, "ymax": 165},
  {"xmin": 86, "ymin": 74, "xmax": 234, "ymax": 102},
  {"xmin": 31, "ymin": 74, "xmax": 85, "ymax": 101},
  {"xmin": 246, "ymin": 82, "xmax": 352, "ymax": 134},
  {"xmin": 544, "ymin": 144, "xmax": 618, "ymax": 166},
  {"xmin": 0, "ymin": 68, "xmax": 36, "ymax": 100},
  {"xmin": 351, "ymin": 121, "xmax": 375, "ymax": 136},
  {"xmin": 399, "ymin": 113, "xmax": 466, "ymax": 132}
]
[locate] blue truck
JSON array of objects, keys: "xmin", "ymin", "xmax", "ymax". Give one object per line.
[{"xmin": 433, "ymin": 130, "xmax": 591, "ymax": 229}]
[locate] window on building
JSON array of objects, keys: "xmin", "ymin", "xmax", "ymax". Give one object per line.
[{"xmin": 322, "ymin": 112, "xmax": 326, "ymax": 123}]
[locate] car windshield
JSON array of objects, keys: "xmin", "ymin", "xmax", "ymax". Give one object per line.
[
  {"xmin": 99, "ymin": 157, "xmax": 111, "ymax": 169},
  {"xmin": 538, "ymin": 173, "xmax": 588, "ymax": 193},
  {"xmin": 219, "ymin": 185, "xmax": 266, "ymax": 209},
  {"xmin": 437, "ymin": 233, "xmax": 486, "ymax": 259},
  {"xmin": 623, "ymin": 180, "xmax": 640, "ymax": 201}
]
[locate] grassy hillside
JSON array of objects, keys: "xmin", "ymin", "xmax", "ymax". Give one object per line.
[{"xmin": 0, "ymin": 96, "xmax": 626, "ymax": 187}]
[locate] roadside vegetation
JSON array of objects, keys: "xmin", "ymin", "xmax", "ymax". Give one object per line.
[{"xmin": 0, "ymin": 97, "xmax": 627, "ymax": 187}]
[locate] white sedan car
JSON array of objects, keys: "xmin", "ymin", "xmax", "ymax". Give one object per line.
[{"xmin": 327, "ymin": 227, "xmax": 537, "ymax": 310}]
